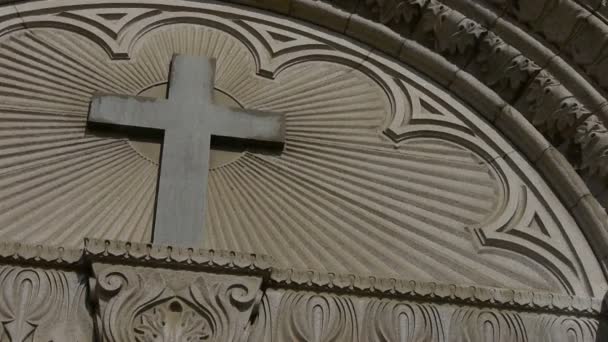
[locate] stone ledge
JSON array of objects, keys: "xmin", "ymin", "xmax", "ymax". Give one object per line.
[
  {"xmin": 269, "ymin": 267, "xmax": 606, "ymax": 317},
  {"xmin": 83, "ymin": 238, "xmax": 275, "ymax": 273},
  {"xmin": 0, "ymin": 238, "xmax": 603, "ymax": 317},
  {"xmin": 0, "ymin": 240, "xmax": 82, "ymax": 266}
]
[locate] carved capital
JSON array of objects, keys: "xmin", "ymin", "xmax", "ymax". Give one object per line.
[{"xmin": 91, "ymin": 263, "xmax": 264, "ymax": 342}]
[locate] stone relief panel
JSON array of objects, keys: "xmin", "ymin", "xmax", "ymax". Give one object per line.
[
  {"xmin": 91, "ymin": 263, "xmax": 263, "ymax": 342},
  {"xmin": 0, "ymin": 240, "xmax": 603, "ymax": 341},
  {"xmin": 0, "ymin": 265, "xmax": 93, "ymax": 341},
  {"xmin": 360, "ymin": 298, "xmax": 445, "ymax": 341},
  {"xmin": 274, "ymin": 290, "xmax": 358, "ymax": 341},
  {"xmin": 448, "ymin": 307, "xmax": 527, "ymax": 342},
  {"xmin": 0, "ymin": 0, "xmax": 605, "ymax": 298},
  {"xmin": 249, "ymin": 287, "xmax": 605, "ymax": 342}
]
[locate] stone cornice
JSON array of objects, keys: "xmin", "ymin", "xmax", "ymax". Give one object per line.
[
  {"xmin": 269, "ymin": 268, "xmax": 605, "ymax": 317},
  {"xmin": 83, "ymin": 238, "xmax": 275, "ymax": 273},
  {"xmin": 0, "ymin": 239, "xmax": 602, "ymax": 317},
  {"xmin": 0, "ymin": 240, "xmax": 82, "ymax": 267}
]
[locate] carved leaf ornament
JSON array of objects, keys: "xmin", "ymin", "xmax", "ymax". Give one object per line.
[
  {"xmin": 134, "ymin": 299, "xmax": 210, "ymax": 341},
  {"xmin": 0, "ymin": 265, "xmax": 92, "ymax": 341},
  {"xmin": 0, "ymin": 0, "xmax": 605, "ymax": 340},
  {"xmin": 94, "ymin": 264, "xmax": 262, "ymax": 342}
]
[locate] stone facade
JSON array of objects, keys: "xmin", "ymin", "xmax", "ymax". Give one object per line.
[{"xmin": 0, "ymin": 0, "xmax": 607, "ymax": 340}]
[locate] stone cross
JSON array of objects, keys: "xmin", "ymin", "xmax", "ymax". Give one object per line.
[{"xmin": 88, "ymin": 55, "xmax": 284, "ymax": 245}]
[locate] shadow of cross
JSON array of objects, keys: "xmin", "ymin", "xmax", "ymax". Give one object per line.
[{"xmin": 87, "ymin": 55, "xmax": 285, "ymax": 246}]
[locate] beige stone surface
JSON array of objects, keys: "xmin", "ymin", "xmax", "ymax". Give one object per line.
[
  {"xmin": 0, "ymin": 263, "xmax": 93, "ymax": 340},
  {"xmin": 92, "ymin": 263, "xmax": 264, "ymax": 341},
  {"xmin": 87, "ymin": 55, "xmax": 285, "ymax": 245},
  {"xmin": 134, "ymin": 83, "xmax": 245, "ymax": 168},
  {"xmin": 0, "ymin": 0, "xmax": 607, "ymax": 339},
  {"xmin": 0, "ymin": 0, "xmax": 604, "ymax": 300}
]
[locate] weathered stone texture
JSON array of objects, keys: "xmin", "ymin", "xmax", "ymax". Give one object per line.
[{"xmin": 0, "ymin": 1, "xmax": 606, "ymax": 340}]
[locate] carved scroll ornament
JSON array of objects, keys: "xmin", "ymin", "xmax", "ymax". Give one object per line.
[{"xmin": 92, "ymin": 264, "xmax": 263, "ymax": 342}]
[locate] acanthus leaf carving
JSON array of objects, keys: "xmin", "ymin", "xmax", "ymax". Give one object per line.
[
  {"xmin": 448, "ymin": 307, "xmax": 527, "ymax": 342},
  {"xmin": 134, "ymin": 299, "xmax": 211, "ymax": 341},
  {"xmin": 273, "ymin": 290, "xmax": 358, "ymax": 342},
  {"xmin": 361, "ymin": 298, "xmax": 446, "ymax": 341},
  {"xmin": 532, "ymin": 314, "xmax": 599, "ymax": 342},
  {"xmin": 92, "ymin": 263, "xmax": 263, "ymax": 342},
  {"xmin": 0, "ymin": 265, "xmax": 93, "ymax": 342},
  {"xmin": 364, "ymin": 0, "xmax": 427, "ymax": 27}
]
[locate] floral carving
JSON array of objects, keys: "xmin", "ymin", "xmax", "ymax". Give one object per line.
[
  {"xmin": 519, "ymin": 71, "xmax": 587, "ymax": 133},
  {"xmin": 134, "ymin": 299, "xmax": 210, "ymax": 341},
  {"xmin": 532, "ymin": 314, "xmax": 599, "ymax": 342},
  {"xmin": 434, "ymin": 12, "xmax": 485, "ymax": 60},
  {"xmin": 575, "ymin": 115, "xmax": 608, "ymax": 178},
  {"xmin": 448, "ymin": 307, "xmax": 527, "ymax": 342},
  {"xmin": 414, "ymin": 0, "xmax": 452, "ymax": 48},
  {"xmin": 0, "ymin": 265, "xmax": 92, "ymax": 341},
  {"xmin": 514, "ymin": 70, "xmax": 608, "ymax": 180},
  {"xmin": 361, "ymin": 299, "xmax": 445, "ymax": 341},
  {"xmin": 365, "ymin": 0, "xmax": 427, "ymax": 25},
  {"xmin": 246, "ymin": 287, "xmax": 604, "ymax": 341},
  {"xmin": 92, "ymin": 264, "xmax": 263, "ymax": 342},
  {"xmin": 274, "ymin": 290, "xmax": 358, "ymax": 341}
]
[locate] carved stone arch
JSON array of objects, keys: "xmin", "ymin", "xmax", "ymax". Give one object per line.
[
  {"xmin": 175, "ymin": 0, "xmax": 608, "ymax": 278},
  {"xmin": 0, "ymin": 3, "xmax": 607, "ymax": 341},
  {"xmin": 0, "ymin": 0, "xmax": 606, "ymax": 298}
]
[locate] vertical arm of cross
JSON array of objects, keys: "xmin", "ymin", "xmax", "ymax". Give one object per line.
[
  {"xmin": 167, "ymin": 55, "xmax": 215, "ymax": 103},
  {"xmin": 153, "ymin": 130, "xmax": 209, "ymax": 245},
  {"xmin": 212, "ymin": 107, "xmax": 285, "ymax": 142},
  {"xmin": 89, "ymin": 95, "xmax": 166, "ymax": 129}
]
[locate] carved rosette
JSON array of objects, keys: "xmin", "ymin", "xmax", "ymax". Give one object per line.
[{"xmin": 91, "ymin": 264, "xmax": 263, "ymax": 342}]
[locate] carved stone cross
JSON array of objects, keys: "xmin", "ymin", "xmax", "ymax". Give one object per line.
[{"xmin": 88, "ymin": 55, "xmax": 284, "ymax": 245}]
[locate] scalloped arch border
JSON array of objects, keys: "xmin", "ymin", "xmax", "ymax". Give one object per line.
[
  {"xmin": 0, "ymin": 0, "xmax": 607, "ymax": 281},
  {"xmin": 217, "ymin": 0, "xmax": 608, "ymax": 278}
]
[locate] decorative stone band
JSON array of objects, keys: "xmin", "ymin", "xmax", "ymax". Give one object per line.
[
  {"xmin": 0, "ymin": 240, "xmax": 82, "ymax": 266},
  {"xmin": 269, "ymin": 268, "xmax": 605, "ymax": 317},
  {"xmin": 2, "ymin": 0, "xmax": 608, "ymax": 308},
  {"xmin": 82, "ymin": 238, "xmax": 274, "ymax": 273},
  {"xmin": 0, "ymin": 239, "xmax": 604, "ymax": 340},
  {"xmin": 0, "ymin": 239, "xmax": 603, "ymax": 317}
]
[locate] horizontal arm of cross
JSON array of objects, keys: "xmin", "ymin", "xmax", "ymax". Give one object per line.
[
  {"xmin": 212, "ymin": 107, "xmax": 284, "ymax": 143},
  {"xmin": 89, "ymin": 95, "xmax": 168, "ymax": 130}
]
